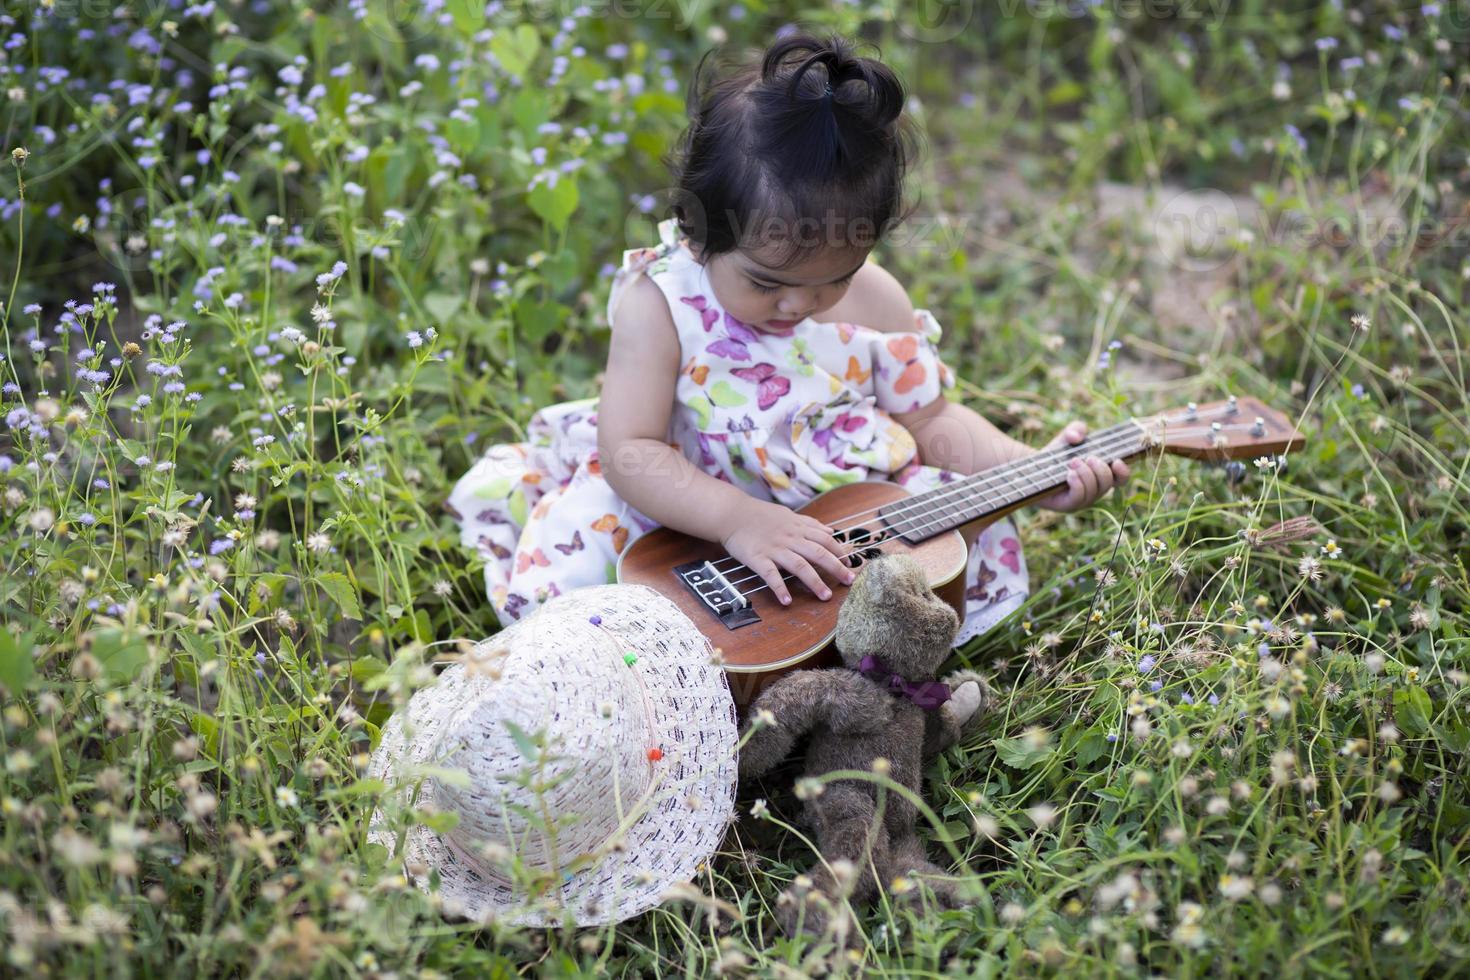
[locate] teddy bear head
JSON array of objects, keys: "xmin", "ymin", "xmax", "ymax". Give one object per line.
[{"xmin": 833, "ymin": 554, "xmax": 959, "ymax": 680}]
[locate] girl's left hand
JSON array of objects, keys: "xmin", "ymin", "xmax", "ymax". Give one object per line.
[{"xmin": 1036, "ymin": 421, "xmax": 1130, "ymax": 513}]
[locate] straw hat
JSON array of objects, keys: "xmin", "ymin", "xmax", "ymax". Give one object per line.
[{"xmin": 366, "ymin": 584, "xmax": 738, "ymax": 927}]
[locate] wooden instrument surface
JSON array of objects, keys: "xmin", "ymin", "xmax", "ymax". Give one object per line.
[{"xmin": 616, "ymin": 480, "xmax": 969, "ymax": 700}]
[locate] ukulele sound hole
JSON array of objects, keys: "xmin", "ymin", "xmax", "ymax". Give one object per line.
[{"xmin": 834, "ymin": 526, "xmax": 883, "ymax": 567}]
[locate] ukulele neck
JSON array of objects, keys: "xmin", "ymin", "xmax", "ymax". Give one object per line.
[{"xmin": 879, "ymin": 420, "xmax": 1151, "ymax": 543}]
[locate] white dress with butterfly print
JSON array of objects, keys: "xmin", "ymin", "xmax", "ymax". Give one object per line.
[{"xmin": 446, "ymin": 218, "xmax": 1029, "ymax": 645}]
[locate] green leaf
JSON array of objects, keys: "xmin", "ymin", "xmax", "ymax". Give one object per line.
[
  {"xmin": 1394, "ymin": 686, "xmax": 1433, "ymax": 736},
  {"xmin": 0, "ymin": 629, "xmax": 34, "ymax": 695},
  {"xmin": 491, "ymin": 24, "xmax": 540, "ymax": 79},
  {"xmin": 191, "ymin": 712, "xmax": 220, "ymax": 756},
  {"xmin": 1073, "ymin": 729, "xmax": 1108, "ymax": 767},
  {"xmin": 513, "ymin": 297, "xmax": 568, "ymax": 345},
  {"xmin": 319, "ymin": 572, "xmax": 363, "ymax": 620},
  {"xmin": 446, "ymin": 0, "xmax": 485, "ymax": 34},
  {"xmin": 91, "ymin": 629, "xmax": 151, "ymax": 684},
  {"xmin": 993, "ymin": 736, "xmax": 1055, "ymax": 771},
  {"xmin": 351, "ymin": 656, "xmax": 388, "ymax": 684},
  {"xmin": 502, "ymin": 719, "xmax": 542, "ymax": 761},
  {"xmin": 526, "ymin": 173, "xmax": 578, "ymax": 234},
  {"xmin": 423, "ymin": 291, "xmax": 463, "ymax": 324},
  {"xmin": 249, "ymin": 573, "xmax": 286, "ymax": 616}
]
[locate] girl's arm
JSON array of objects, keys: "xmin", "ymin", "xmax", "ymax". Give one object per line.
[
  {"xmin": 599, "ymin": 275, "xmax": 852, "ymax": 603},
  {"xmin": 844, "ymin": 261, "xmax": 1127, "ymax": 510},
  {"xmin": 597, "ymin": 274, "xmax": 759, "ymax": 543}
]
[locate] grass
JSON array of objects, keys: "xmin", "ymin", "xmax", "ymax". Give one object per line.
[{"xmin": 0, "ymin": 0, "xmax": 1466, "ymax": 975}]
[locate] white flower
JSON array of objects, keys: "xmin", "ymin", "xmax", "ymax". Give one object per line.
[
  {"xmin": 306, "ymin": 532, "xmax": 331, "ymax": 553},
  {"xmin": 1219, "ymin": 874, "xmax": 1253, "ymax": 901},
  {"xmin": 275, "ymin": 786, "xmax": 299, "ymax": 808},
  {"xmin": 1026, "ymin": 802, "xmax": 1058, "ymax": 829}
]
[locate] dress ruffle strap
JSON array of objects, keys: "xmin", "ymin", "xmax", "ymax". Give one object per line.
[
  {"xmin": 867, "ymin": 307, "xmax": 958, "ymax": 415},
  {"xmin": 604, "ymin": 219, "xmax": 687, "ymax": 328}
]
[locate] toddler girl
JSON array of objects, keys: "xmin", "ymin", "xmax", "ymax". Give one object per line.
[{"xmin": 448, "ymin": 32, "xmax": 1128, "ymax": 642}]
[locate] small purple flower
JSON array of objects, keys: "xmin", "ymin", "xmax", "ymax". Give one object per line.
[
  {"xmin": 209, "ymin": 538, "xmax": 234, "ymax": 555},
  {"xmin": 1314, "ymin": 37, "xmax": 1338, "ymax": 52},
  {"xmin": 1351, "ymin": 383, "xmax": 1365, "ymax": 398},
  {"xmin": 1208, "ymin": 693, "xmax": 1220, "ymax": 706},
  {"xmin": 1149, "ymin": 680, "xmax": 1163, "ymax": 692},
  {"xmin": 1180, "ymin": 693, "xmax": 1194, "ymax": 705},
  {"xmin": 78, "ymin": 512, "xmax": 97, "ymax": 526},
  {"xmin": 1139, "ymin": 655, "xmax": 1157, "ymax": 673}
]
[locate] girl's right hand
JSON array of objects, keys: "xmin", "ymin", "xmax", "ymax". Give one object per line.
[{"xmin": 719, "ymin": 499, "xmax": 856, "ymax": 605}]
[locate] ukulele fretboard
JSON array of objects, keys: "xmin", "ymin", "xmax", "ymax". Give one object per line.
[{"xmin": 879, "ymin": 420, "xmax": 1148, "ymax": 543}]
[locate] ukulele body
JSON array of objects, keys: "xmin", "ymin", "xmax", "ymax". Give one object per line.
[{"xmin": 615, "ymin": 480, "xmax": 979, "ymax": 707}]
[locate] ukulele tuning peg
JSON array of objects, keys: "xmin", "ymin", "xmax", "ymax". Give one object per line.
[
  {"xmin": 1251, "ymin": 416, "xmax": 1266, "ymax": 437},
  {"xmin": 1186, "ymin": 402, "xmax": 1198, "ymax": 420},
  {"xmin": 1226, "ymin": 395, "xmax": 1239, "ymax": 415}
]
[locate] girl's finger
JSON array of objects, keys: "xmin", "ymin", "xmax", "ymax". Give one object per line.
[
  {"xmin": 777, "ymin": 550, "xmax": 832, "ymax": 601},
  {"xmin": 806, "ymin": 521, "xmax": 850, "ymax": 562},
  {"xmin": 1112, "ymin": 459, "xmax": 1131, "ymax": 483},
  {"xmin": 795, "ymin": 537, "xmax": 855, "ymax": 587},
  {"xmin": 1072, "ymin": 457, "xmax": 1099, "ymax": 502},
  {"xmin": 750, "ymin": 557, "xmax": 791, "ymax": 605},
  {"xmin": 1086, "ymin": 455, "xmax": 1112, "ymax": 493}
]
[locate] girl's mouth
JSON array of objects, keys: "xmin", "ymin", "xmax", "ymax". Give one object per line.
[{"xmin": 765, "ymin": 318, "xmax": 801, "ymax": 329}]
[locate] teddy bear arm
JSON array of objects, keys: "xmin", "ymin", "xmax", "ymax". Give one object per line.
[
  {"xmin": 923, "ymin": 708, "xmax": 965, "ymax": 758},
  {"xmin": 738, "ymin": 671, "xmax": 891, "ymax": 779}
]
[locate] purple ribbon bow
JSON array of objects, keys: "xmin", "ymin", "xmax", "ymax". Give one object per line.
[{"xmin": 857, "ymin": 655, "xmax": 952, "ymax": 711}]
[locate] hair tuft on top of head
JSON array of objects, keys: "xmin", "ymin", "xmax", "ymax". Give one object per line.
[
  {"xmin": 661, "ymin": 30, "xmax": 921, "ymax": 268},
  {"xmin": 751, "ymin": 33, "xmax": 906, "ymax": 185}
]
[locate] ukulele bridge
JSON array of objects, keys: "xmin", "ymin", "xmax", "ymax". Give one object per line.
[{"xmin": 675, "ymin": 560, "xmax": 761, "ymax": 630}]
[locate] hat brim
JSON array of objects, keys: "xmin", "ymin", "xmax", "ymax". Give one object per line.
[{"xmin": 366, "ymin": 584, "xmax": 738, "ymax": 928}]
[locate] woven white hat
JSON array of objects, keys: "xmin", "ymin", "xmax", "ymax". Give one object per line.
[{"xmin": 366, "ymin": 584, "xmax": 738, "ymax": 927}]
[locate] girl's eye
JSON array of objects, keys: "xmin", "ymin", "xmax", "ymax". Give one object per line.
[{"xmin": 749, "ymin": 273, "xmax": 854, "ymax": 294}]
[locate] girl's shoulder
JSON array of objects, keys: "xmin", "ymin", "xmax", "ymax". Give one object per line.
[{"xmin": 605, "ymin": 218, "xmax": 691, "ymax": 328}]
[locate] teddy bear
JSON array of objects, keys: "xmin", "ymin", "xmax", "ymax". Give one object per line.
[{"xmin": 737, "ymin": 553, "xmax": 993, "ymax": 939}]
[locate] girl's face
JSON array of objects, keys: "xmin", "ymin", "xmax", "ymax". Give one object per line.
[{"xmin": 693, "ymin": 238, "xmax": 870, "ymax": 332}]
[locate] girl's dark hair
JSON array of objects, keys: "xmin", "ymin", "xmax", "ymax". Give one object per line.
[{"xmin": 663, "ymin": 31, "xmax": 921, "ymax": 268}]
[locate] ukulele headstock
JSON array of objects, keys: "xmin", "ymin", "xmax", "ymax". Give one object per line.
[{"xmin": 1140, "ymin": 396, "xmax": 1306, "ymax": 461}]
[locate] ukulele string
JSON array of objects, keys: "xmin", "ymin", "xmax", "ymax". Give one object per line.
[
  {"xmin": 716, "ymin": 424, "xmax": 1150, "ymax": 596},
  {"xmin": 702, "ymin": 422, "xmax": 1146, "ymax": 580},
  {"xmin": 724, "ymin": 400, "xmax": 1242, "ymax": 559},
  {"xmin": 704, "ymin": 402, "xmax": 1249, "ymax": 581},
  {"xmin": 712, "ymin": 410, "xmax": 1269, "ymax": 601}
]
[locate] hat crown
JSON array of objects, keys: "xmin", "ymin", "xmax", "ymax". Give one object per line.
[{"xmin": 428, "ymin": 618, "xmax": 654, "ymax": 875}]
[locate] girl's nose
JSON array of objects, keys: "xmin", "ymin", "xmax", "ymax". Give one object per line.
[{"xmin": 779, "ymin": 291, "xmax": 816, "ymax": 316}]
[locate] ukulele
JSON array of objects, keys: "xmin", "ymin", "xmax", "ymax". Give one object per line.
[{"xmin": 616, "ymin": 397, "xmax": 1305, "ymax": 706}]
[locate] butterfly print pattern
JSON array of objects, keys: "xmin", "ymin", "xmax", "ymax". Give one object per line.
[{"xmin": 445, "ymin": 217, "xmax": 1027, "ymax": 641}]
